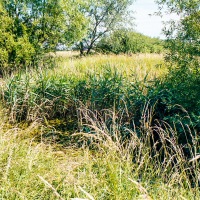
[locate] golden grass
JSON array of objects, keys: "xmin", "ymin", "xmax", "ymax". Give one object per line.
[
  {"xmin": 55, "ymin": 50, "xmax": 80, "ymax": 57},
  {"xmin": 51, "ymin": 53, "xmax": 167, "ymax": 81}
]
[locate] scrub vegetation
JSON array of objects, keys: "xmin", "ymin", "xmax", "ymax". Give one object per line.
[{"xmin": 0, "ymin": 0, "xmax": 199, "ymax": 199}]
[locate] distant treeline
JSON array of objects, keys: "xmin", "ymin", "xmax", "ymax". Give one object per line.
[{"xmin": 96, "ymin": 29, "xmax": 164, "ymax": 54}]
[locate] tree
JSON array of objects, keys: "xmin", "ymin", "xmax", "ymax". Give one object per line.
[
  {"xmin": 156, "ymin": 0, "xmax": 200, "ymax": 71},
  {"xmin": 77, "ymin": 0, "xmax": 134, "ymax": 55},
  {"xmin": 0, "ymin": 0, "xmax": 87, "ymax": 73},
  {"xmin": 0, "ymin": 2, "xmax": 35, "ymax": 73},
  {"xmin": 154, "ymin": 0, "xmax": 200, "ymax": 133}
]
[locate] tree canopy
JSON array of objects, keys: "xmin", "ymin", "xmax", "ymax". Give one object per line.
[
  {"xmin": 156, "ymin": 0, "xmax": 200, "ymax": 71},
  {"xmin": 77, "ymin": 0, "xmax": 134, "ymax": 55},
  {"xmin": 0, "ymin": 0, "xmax": 135, "ymax": 71},
  {"xmin": 0, "ymin": 0, "xmax": 86, "ymax": 73}
]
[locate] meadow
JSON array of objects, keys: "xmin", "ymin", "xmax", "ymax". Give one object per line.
[{"xmin": 0, "ymin": 53, "xmax": 199, "ymax": 199}]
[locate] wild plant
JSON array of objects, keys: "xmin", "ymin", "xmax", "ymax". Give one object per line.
[
  {"xmin": 77, "ymin": 106, "xmax": 200, "ymax": 188},
  {"xmin": 2, "ymin": 70, "xmax": 71, "ymax": 122}
]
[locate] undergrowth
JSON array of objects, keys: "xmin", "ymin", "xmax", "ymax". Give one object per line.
[
  {"xmin": 0, "ymin": 109, "xmax": 199, "ymax": 199},
  {"xmin": 0, "ymin": 54, "xmax": 199, "ymax": 199}
]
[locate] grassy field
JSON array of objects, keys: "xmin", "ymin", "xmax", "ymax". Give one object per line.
[
  {"xmin": 0, "ymin": 53, "xmax": 199, "ymax": 199},
  {"xmin": 55, "ymin": 53, "xmax": 166, "ymax": 80}
]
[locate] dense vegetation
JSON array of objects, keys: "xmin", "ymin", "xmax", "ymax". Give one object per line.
[
  {"xmin": 97, "ymin": 29, "xmax": 164, "ymax": 54},
  {"xmin": 0, "ymin": 0, "xmax": 133, "ymax": 74},
  {"xmin": 0, "ymin": 0, "xmax": 199, "ymax": 199},
  {"xmin": 0, "ymin": 54, "xmax": 199, "ymax": 199}
]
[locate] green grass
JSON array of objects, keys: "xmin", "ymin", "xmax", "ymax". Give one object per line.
[
  {"xmin": 1, "ymin": 54, "xmax": 166, "ymax": 122},
  {"xmin": 0, "ymin": 53, "xmax": 199, "ymax": 199}
]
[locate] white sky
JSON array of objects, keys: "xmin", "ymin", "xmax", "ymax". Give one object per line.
[{"xmin": 131, "ymin": 0, "xmax": 179, "ymax": 39}]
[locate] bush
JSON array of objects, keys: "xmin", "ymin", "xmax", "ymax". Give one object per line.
[{"xmin": 0, "ymin": 11, "xmax": 36, "ymax": 74}]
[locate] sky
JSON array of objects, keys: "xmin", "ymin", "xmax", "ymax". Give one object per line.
[{"xmin": 131, "ymin": 0, "xmax": 177, "ymax": 39}]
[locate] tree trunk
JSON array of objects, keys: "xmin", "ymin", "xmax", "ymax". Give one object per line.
[
  {"xmin": 80, "ymin": 42, "xmax": 84, "ymax": 56},
  {"xmin": 86, "ymin": 46, "xmax": 92, "ymax": 55}
]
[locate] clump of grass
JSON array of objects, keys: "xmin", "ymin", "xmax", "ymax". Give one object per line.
[
  {"xmin": 1, "ymin": 56, "xmax": 159, "ymax": 123},
  {"xmin": 2, "ymin": 70, "xmax": 72, "ymax": 122},
  {"xmin": 76, "ymin": 108, "xmax": 200, "ymax": 196}
]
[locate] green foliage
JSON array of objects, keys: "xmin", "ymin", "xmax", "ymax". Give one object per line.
[
  {"xmin": 154, "ymin": 1, "xmax": 200, "ymax": 147},
  {"xmin": 0, "ymin": 0, "xmax": 87, "ymax": 74},
  {"xmin": 97, "ymin": 29, "xmax": 164, "ymax": 54},
  {"xmin": 156, "ymin": 0, "xmax": 200, "ymax": 70},
  {"xmin": 0, "ymin": 7, "xmax": 35, "ymax": 73}
]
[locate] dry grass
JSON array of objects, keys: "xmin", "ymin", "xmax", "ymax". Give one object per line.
[
  {"xmin": 52, "ymin": 53, "xmax": 167, "ymax": 81},
  {"xmin": 55, "ymin": 51, "xmax": 80, "ymax": 58},
  {"xmin": 0, "ymin": 108, "xmax": 199, "ymax": 199}
]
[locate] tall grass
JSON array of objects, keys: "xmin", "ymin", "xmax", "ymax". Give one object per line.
[
  {"xmin": 55, "ymin": 54, "xmax": 166, "ymax": 81},
  {"xmin": 0, "ymin": 53, "xmax": 199, "ymax": 199},
  {"xmin": 0, "ymin": 110, "xmax": 199, "ymax": 199},
  {"xmin": 1, "ymin": 54, "xmax": 165, "ymax": 122},
  {"xmin": 1, "ymin": 54, "xmax": 199, "ymax": 155},
  {"xmin": 78, "ymin": 106, "xmax": 199, "ymax": 184}
]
